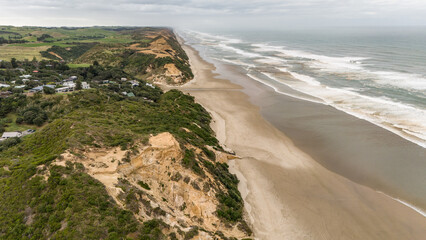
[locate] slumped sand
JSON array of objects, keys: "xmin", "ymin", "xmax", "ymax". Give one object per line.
[{"xmin": 176, "ymin": 40, "xmax": 426, "ymax": 239}]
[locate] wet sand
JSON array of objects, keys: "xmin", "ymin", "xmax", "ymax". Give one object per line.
[{"xmin": 176, "ymin": 40, "xmax": 426, "ymax": 239}]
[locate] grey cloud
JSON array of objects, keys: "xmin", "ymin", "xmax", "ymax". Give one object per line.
[{"xmin": 0, "ymin": 0, "xmax": 425, "ymax": 28}]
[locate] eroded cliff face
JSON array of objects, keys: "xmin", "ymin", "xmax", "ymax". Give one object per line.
[{"xmin": 43, "ymin": 132, "xmax": 250, "ymax": 239}]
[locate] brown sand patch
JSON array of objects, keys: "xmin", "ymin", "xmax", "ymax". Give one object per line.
[
  {"xmin": 127, "ymin": 37, "xmax": 175, "ymax": 58},
  {"xmin": 52, "ymin": 133, "xmax": 248, "ymax": 238},
  {"xmin": 48, "ymin": 51, "xmax": 63, "ymax": 60},
  {"xmin": 164, "ymin": 63, "xmax": 181, "ymax": 76}
]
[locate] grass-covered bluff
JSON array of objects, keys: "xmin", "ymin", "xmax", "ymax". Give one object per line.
[
  {"xmin": 0, "ymin": 87, "xmax": 250, "ymax": 239},
  {"xmin": 0, "ymin": 25, "xmax": 251, "ymax": 240}
]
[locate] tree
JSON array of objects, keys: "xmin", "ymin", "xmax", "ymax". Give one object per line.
[
  {"xmin": 33, "ymin": 117, "xmax": 44, "ymax": 126},
  {"xmin": 93, "ymin": 60, "xmax": 99, "ymax": 66},
  {"xmin": 75, "ymin": 80, "xmax": 82, "ymax": 90},
  {"xmin": 11, "ymin": 58, "xmax": 17, "ymax": 68},
  {"xmin": 43, "ymin": 86, "xmax": 55, "ymax": 94}
]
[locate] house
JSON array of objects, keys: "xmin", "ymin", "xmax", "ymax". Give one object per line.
[
  {"xmin": 121, "ymin": 78, "xmax": 127, "ymax": 81},
  {"xmin": 14, "ymin": 85, "xmax": 26, "ymax": 89},
  {"xmin": 0, "ymin": 91, "xmax": 12, "ymax": 98},
  {"xmin": 82, "ymin": 82, "xmax": 90, "ymax": 89},
  {"xmin": 69, "ymin": 76, "xmax": 78, "ymax": 81},
  {"xmin": 0, "ymin": 83, "xmax": 10, "ymax": 88},
  {"xmin": 63, "ymin": 81, "xmax": 76, "ymax": 88},
  {"xmin": 121, "ymin": 92, "xmax": 135, "ymax": 97},
  {"xmin": 145, "ymin": 83, "xmax": 155, "ymax": 89},
  {"xmin": 29, "ymin": 85, "xmax": 55, "ymax": 93},
  {"xmin": 29, "ymin": 86, "xmax": 43, "ymax": 92},
  {"xmin": 129, "ymin": 80, "xmax": 139, "ymax": 87},
  {"xmin": 1, "ymin": 132, "xmax": 22, "ymax": 139},
  {"xmin": 32, "ymin": 70, "xmax": 39, "ymax": 73},
  {"xmin": 20, "ymin": 74, "xmax": 32, "ymax": 78},
  {"xmin": 22, "ymin": 79, "xmax": 30, "ymax": 83},
  {"xmin": 55, "ymin": 87, "xmax": 72, "ymax": 93}
]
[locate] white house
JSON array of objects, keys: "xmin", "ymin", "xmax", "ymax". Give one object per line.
[
  {"xmin": 129, "ymin": 80, "xmax": 139, "ymax": 87},
  {"xmin": 145, "ymin": 83, "xmax": 155, "ymax": 89},
  {"xmin": 0, "ymin": 83, "xmax": 10, "ymax": 88},
  {"xmin": 55, "ymin": 87, "xmax": 72, "ymax": 93},
  {"xmin": 14, "ymin": 85, "xmax": 26, "ymax": 89},
  {"xmin": 1, "ymin": 132, "xmax": 22, "ymax": 139},
  {"xmin": 82, "ymin": 82, "xmax": 90, "ymax": 89},
  {"xmin": 63, "ymin": 81, "xmax": 76, "ymax": 88}
]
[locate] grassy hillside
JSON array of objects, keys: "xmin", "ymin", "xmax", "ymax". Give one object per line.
[
  {"xmin": 0, "ymin": 26, "xmax": 250, "ymax": 239},
  {"xmin": 0, "ymin": 26, "xmax": 193, "ymax": 85},
  {"xmin": 0, "ymin": 88, "xmax": 250, "ymax": 239}
]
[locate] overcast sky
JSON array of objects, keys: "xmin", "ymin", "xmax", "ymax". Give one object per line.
[{"xmin": 1, "ymin": 0, "xmax": 425, "ymax": 29}]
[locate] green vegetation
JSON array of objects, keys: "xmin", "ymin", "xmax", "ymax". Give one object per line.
[
  {"xmin": 137, "ymin": 180, "xmax": 151, "ymax": 190},
  {"xmin": 41, "ymin": 44, "xmax": 96, "ymax": 61},
  {"xmin": 67, "ymin": 63, "xmax": 91, "ymax": 68},
  {"xmin": 10, "ymin": 42, "xmax": 73, "ymax": 48},
  {"xmin": 0, "ymin": 86, "xmax": 229, "ymax": 238},
  {"xmin": 0, "ymin": 137, "xmax": 21, "ymax": 152},
  {"xmin": 0, "ymin": 25, "xmax": 247, "ymax": 239},
  {"xmin": 0, "ymin": 26, "xmax": 193, "ymax": 84}
]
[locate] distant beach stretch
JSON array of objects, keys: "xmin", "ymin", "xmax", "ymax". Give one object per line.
[{"xmin": 177, "ymin": 29, "xmax": 426, "ymax": 239}]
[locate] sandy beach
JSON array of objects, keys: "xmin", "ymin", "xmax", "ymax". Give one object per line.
[{"xmin": 176, "ymin": 39, "xmax": 426, "ymax": 239}]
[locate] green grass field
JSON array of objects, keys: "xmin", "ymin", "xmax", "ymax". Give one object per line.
[
  {"xmin": 0, "ymin": 44, "xmax": 49, "ymax": 60},
  {"xmin": 67, "ymin": 63, "xmax": 91, "ymax": 68},
  {"xmin": 10, "ymin": 42, "xmax": 73, "ymax": 48},
  {"xmin": 4, "ymin": 113, "xmax": 38, "ymax": 132}
]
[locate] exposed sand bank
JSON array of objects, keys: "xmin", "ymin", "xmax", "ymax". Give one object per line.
[{"xmin": 176, "ymin": 40, "xmax": 426, "ymax": 239}]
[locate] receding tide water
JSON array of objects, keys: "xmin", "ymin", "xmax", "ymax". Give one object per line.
[{"xmin": 178, "ymin": 27, "xmax": 426, "ymax": 215}]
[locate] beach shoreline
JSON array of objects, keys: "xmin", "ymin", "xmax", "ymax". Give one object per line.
[{"xmin": 175, "ymin": 35, "xmax": 426, "ymax": 239}]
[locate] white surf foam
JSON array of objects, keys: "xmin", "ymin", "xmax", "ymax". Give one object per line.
[
  {"xmin": 253, "ymin": 43, "xmax": 426, "ymax": 92},
  {"xmin": 246, "ymin": 73, "xmax": 323, "ymax": 104},
  {"xmin": 215, "ymin": 58, "xmax": 256, "ymax": 68},
  {"xmin": 263, "ymin": 70, "xmax": 426, "ymax": 148},
  {"xmin": 372, "ymin": 71, "xmax": 426, "ymax": 91},
  {"xmin": 287, "ymin": 71, "xmax": 321, "ymax": 86},
  {"xmin": 253, "ymin": 43, "xmax": 366, "ymax": 71},
  {"xmin": 217, "ymin": 43, "xmax": 262, "ymax": 58},
  {"xmin": 377, "ymin": 191, "xmax": 426, "ymax": 218},
  {"xmin": 255, "ymin": 56, "xmax": 287, "ymax": 65},
  {"xmin": 186, "ymin": 30, "xmax": 242, "ymax": 44}
]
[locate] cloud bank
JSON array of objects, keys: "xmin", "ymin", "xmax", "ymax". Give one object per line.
[{"xmin": 0, "ymin": 0, "xmax": 425, "ymax": 29}]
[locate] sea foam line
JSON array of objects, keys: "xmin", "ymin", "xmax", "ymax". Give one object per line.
[
  {"xmin": 377, "ymin": 191, "xmax": 426, "ymax": 218},
  {"xmin": 260, "ymin": 71, "xmax": 426, "ymax": 149},
  {"xmin": 247, "ymin": 73, "xmax": 323, "ymax": 104}
]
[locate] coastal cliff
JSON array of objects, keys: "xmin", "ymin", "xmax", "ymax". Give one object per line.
[{"xmin": 0, "ymin": 27, "xmax": 251, "ymax": 239}]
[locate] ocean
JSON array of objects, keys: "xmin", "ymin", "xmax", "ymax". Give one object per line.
[
  {"xmin": 177, "ymin": 27, "xmax": 426, "ymax": 215},
  {"xmin": 179, "ymin": 27, "xmax": 426, "ymax": 148}
]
